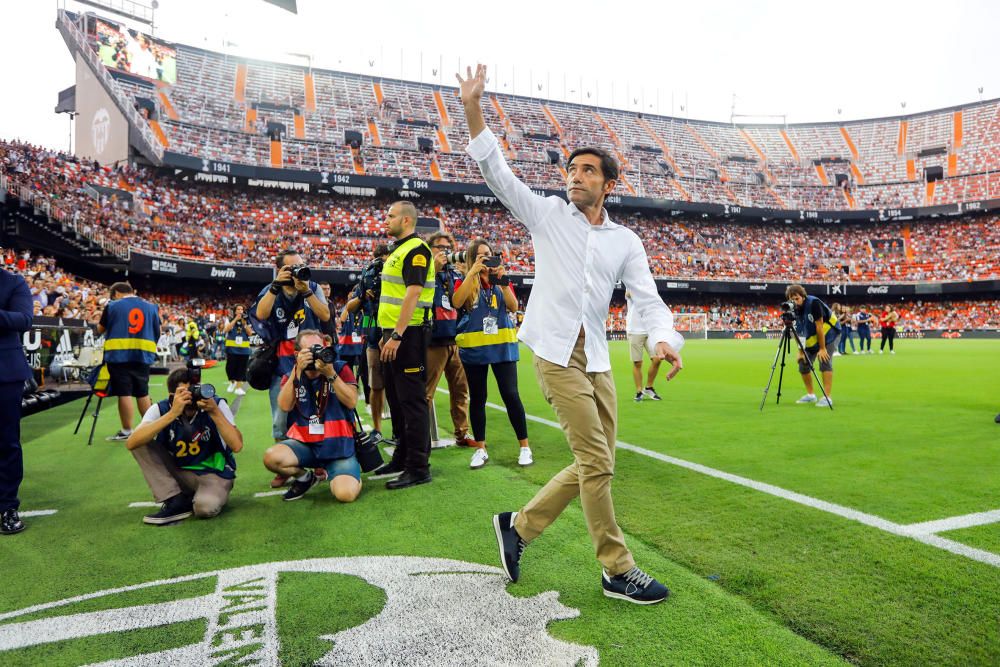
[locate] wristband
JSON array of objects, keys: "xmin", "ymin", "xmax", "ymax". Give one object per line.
[
  {"xmin": 302, "ymin": 291, "xmax": 314, "ymax": 299},
  {"xmin": 268, "ymin": 284, "xmax": 280, "ymax": 295}
]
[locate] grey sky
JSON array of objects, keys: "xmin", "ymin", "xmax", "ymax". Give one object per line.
[{"xmin": 2, "ymin": 0, "xmax": 997, "ymax": 151}]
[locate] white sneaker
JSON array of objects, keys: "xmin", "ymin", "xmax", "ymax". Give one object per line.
[
  {"xmin": 879, "ymin": 350, "xmax": 883, "ymax": 354},
  {"xmin": 816, "ymin": 396, "xmax": 833, "ymax": 408},
  {"xmin": 470, "ymin": 448, "xmax": 489, "ymax": 469},
  {"xmin": 890, "ymin": 350, "xmax": 895, "ymax": 355},
  {"xmin": 518, "ymin": 447, "xmax": 533, "ymax": 466},
  {"xmin": 796, "ymin": 394, "xmax": 817, "ymax": 404},
  {"xmin": 832, "ymin": 351, "xmax": 842, "ymax": 357},
  {"xmin": 234, "ymin": 387, "xmax": 246, "ymax": 396},
  {"xmin": 227, "ymin": 382, "xmax": 235, "ymax": 393}
]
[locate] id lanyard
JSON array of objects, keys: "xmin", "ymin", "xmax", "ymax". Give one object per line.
[
  {"xmin": 304, "ymin": 377, "xmax": 331, "ymax": 435},
  {"xmin": 481, "ymin": 282, "xmax": 500, "ymax": 336}
]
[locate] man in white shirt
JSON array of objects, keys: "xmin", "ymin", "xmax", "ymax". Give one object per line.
[
  {"xmin": 625, "ymin": 290, "xmax": 663, "ymax": 402},
  {"xmin": 458, "ymin": 64, "xmax": 683, "ymax": 605}
]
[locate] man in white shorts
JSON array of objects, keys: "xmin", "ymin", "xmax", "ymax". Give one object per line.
[{"xmin": 625, "ymin": 290, "xmax": 662, "ymax": 402}]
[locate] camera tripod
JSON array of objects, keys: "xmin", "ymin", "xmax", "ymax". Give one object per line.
[{"xmin": 760, "ymin": 320, "xmax": 833, "ymax": 411}]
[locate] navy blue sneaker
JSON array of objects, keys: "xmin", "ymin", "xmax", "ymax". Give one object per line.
[
  {"xmin": 493, "ymin": 512, "xmax": 526, "ymax": 582},
  {"xmin": 283, "ymin": 471, "xmax": 318, "ymax": 501},
  {"xmin": 602, "ymin": 566, "xmax": 670, "ymax": 605}
]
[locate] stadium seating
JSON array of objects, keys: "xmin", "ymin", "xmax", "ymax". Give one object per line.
[
  {"xmin": 4, "ymin": 138, "xmax": 999, "ymax": 282},
  {"xmin": 73, "ymin": 27, "xmax": 998, "ymax": 211},
  {"xmin": 7, "ymin": 249, "xmax": 997, "ymax": 333}
]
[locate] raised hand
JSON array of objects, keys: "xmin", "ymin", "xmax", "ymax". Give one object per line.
[{"xmin": 456, "ymin": 64, "xmax": 487, "ymax": 107}]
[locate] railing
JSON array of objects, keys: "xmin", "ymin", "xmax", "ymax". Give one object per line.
[
  {"xmin": 57, "ymin": 10, "xmax": 164, "ymax": 163},
  {"xmin": 0, "ymin": 172, "xmax": 130, "ymax": 261}
]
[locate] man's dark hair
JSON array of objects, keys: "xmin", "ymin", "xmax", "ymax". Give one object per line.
[
  {"xmin": 275, "ymin": 248, "xmax": 300, "ymax": 268},
  {"xmin": 109, "ymin": 282, "xmax": 134, "ymax": 297},
  {"xmin": 785, "ymin": 284, "xmax": 808, "ymax": 299},
  {"xmin": 426, "ymin": 231, "xmax": 455, "ymax": 247},
  {"xmin": 373, "ymin": 243, "xmax": 390, "ymax": 259},
  {"xmin": 167, "ymin": 368, "xmax": 196, "ymax": 394},
  {"xmin": 567, "ymin": 147, "xmax": 619, "ymax": 183}
]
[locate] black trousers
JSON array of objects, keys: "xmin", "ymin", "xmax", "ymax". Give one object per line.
[
  {"xmin": 225, "ymin": 354, "xmax": 249, "ymax": 381},
  {"xmin": 382, "ymin": 328, "xmax": 431, "ymax": 476},
  {"xmin": 463, "ymin": 361, "xmax": 529, "ymax": 442},
  {"xmin": 0, "ymin": 382, "xmax": 24, "ymax": 512},
  {"xmin": 880, "ymin": 326, "xmax": 897, "ymax": 351}
]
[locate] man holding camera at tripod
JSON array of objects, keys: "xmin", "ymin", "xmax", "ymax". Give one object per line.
[
  {"xmin": 786, "ymin": 284, "xmax": 840, "ymax": 408},
  {"xmin": 127, "ymin": 365, "xmax": 243, "ymax": 525},
  {"xmin": 253, "ymin": 249, "xmax": 331, "ymax": 453}
]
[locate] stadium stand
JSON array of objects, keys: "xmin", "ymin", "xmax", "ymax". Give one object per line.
[
  {"xmin": 72, "ymin": 22, "xmax": 999, "ymax": 211},
  {"xmin": 3, "ymin": 138, "xmax": 999, "ymax": 281}
]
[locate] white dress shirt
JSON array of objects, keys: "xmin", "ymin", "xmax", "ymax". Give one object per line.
[
  {"xmin": 467, "ymin": 127, "xmax": 683, "ymax": 372},
  {"xmin": 624, "ymin": 293, "xmax": 646, "ymax": 336}
]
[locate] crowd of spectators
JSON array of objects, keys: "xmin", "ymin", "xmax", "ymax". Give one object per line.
[
  {"xmin": 605, "ymin": 298, "xmax": 1000, "ymax": 333},
  {"xmin": 3, "ymin": 138, "xmax": 999, "ymax": 283},
  {"xmin": 7, "ymin": 250, "xmax": 996, "ymax": 338}
]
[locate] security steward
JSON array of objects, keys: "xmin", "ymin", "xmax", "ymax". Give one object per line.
[
  {"xmin": 97, "ymin": 282, "xmax": 161, "ymax": 442},
  {"xmin": 375, "ymin": 201, "xmax": 436, "ymax": 489}
]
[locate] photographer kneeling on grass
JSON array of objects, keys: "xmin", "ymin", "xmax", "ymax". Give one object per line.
[
  {"xmin": 787, "ymin": 284, "xmax": 841, "ymax": 408},
  {"xmin": 263, "ymin": 330, "xmax": 362, "ymax": 503},
  {"xmin": 126, "ymin": 367, "xmax": 243, "ymax": 525}
]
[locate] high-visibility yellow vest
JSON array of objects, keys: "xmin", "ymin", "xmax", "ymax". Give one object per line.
[{"xmin": 378, "ymin": 236, "xmax": 435, "ymax": 328}]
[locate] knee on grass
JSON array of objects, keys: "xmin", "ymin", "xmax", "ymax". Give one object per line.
[{"xmin": 330, "ymin": 477, "xmax": 361, "ymax": 503}]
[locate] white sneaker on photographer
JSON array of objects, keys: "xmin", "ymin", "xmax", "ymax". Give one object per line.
[
  {"xmin": 796, "ymin": 394, "xmax": 817, "ymax": 404},
  {"xmin": 518, "ymin": 447, "xmax": 533, "ymax": 466},
  {"xmin": 816, "ymin": 396, "xmax": 833, "ymax": 408},
  {"xmin": 226, "ymin": 382, "xmax": 235, "ymax": 393},
  {"xmin": 470, "ymin": 448, "xmax": 489, "ymax": 469},
  {"xmin": 234, "ymin": 387, "xmax": 246, "ymax": 396}
]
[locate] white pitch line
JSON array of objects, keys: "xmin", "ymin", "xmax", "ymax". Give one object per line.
[
  {"xmin": 20, "ymin": 510, "xmax": 58, "ymax": 518},
  {"xmin": 254, "ymin": 490, "xmax": 286, "ymax": 498},
  {"xmin": 128, "ymin": 502, "xmax": 160, "ymax": 508},
  {"xmin": 437, "ymin": 388, "xmax": 1000, "ymax": 569},
  {"xmin": 904, "ymin": 509, "xmax": 1000, "ymax": 535}
]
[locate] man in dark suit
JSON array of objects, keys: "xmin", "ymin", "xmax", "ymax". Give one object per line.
[{"xmin": 0, "ymin": 261, "xmax": 33, "ymax": 535}]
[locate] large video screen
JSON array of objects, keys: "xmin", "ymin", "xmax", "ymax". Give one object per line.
[{"xmin": 94, "ymin": 18, "xmax": 177, "ymax": 84}]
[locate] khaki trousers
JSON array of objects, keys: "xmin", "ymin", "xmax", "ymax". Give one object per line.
[
  {"xmin": 514, "ymin": 337, "xmax": 635, "ymax": 576},
  {"xmin": 132, "ymin": 442, "xmax": 234, "ymax": 518},
  {"xmin": 425, "ymin": 343, "xmax": 470, "ymax": 439}
]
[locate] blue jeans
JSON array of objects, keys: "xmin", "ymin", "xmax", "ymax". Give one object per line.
[
  {"xmin": 838, "ymin": 328, "xmax": 856, "ymax": 354},
  {"xmin": 283, "ymin": 440, "xmax": 361, "ymax": 481},
  {"xmin": 857, "ymin": 325, "xmax": 872, "ymax": 350},
  {"xmin": 269, "ymin": 374, "xmax": 289, "ymax": 440}
]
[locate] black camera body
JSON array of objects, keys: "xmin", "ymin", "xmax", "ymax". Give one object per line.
[
  {"xmin": 307, "ymin": 344, "xmax": 337, "ymax": 370},
  {"xmin": 483, "ymin": 255, "xmax": 502, "ymax": 268},
  {"xmin": 290, "ymin": 264, "xmax": 311, "ymax": 282},
  {"xmin": 190, "ymin": 383, "xmax": 216, "ymax": 401},
  {"xmin": 780, "ymin": 300, "xmax": 797, "ymax": 326},
  {"xmin": 360, "ymin": 259, "xmax": 383, "ymax": 303}
]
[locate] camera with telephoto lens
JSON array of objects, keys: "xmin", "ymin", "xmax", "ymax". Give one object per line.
[
  {"xmin": 360, "ymin": 259, "xmax": 383, "ymax": 303},
  {"xmin": 780, "ymin": 300, "xmax": 797, "ymax": 326},
  {"xmin": 446, "ymin": 250, "xmax": 466, "ymax": 265},
  {"xmin": 307, "ymin": 344, "xmax": 337, "ymax": 370},
  {"xmin": 290, "ymin": 263, "xmax": 311, "ymax": 281},
  {"xmin": 190, "ymin": 383, "xmax": 216, "ymax": 401},
  {"xmin": 182, "ymin": 358, "xmax": 215, "ymax": 402}
]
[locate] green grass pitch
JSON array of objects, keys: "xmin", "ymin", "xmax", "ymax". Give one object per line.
[{"xmin": 3, "ymin": 339, "xmax": 998, "ymax": 665}]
